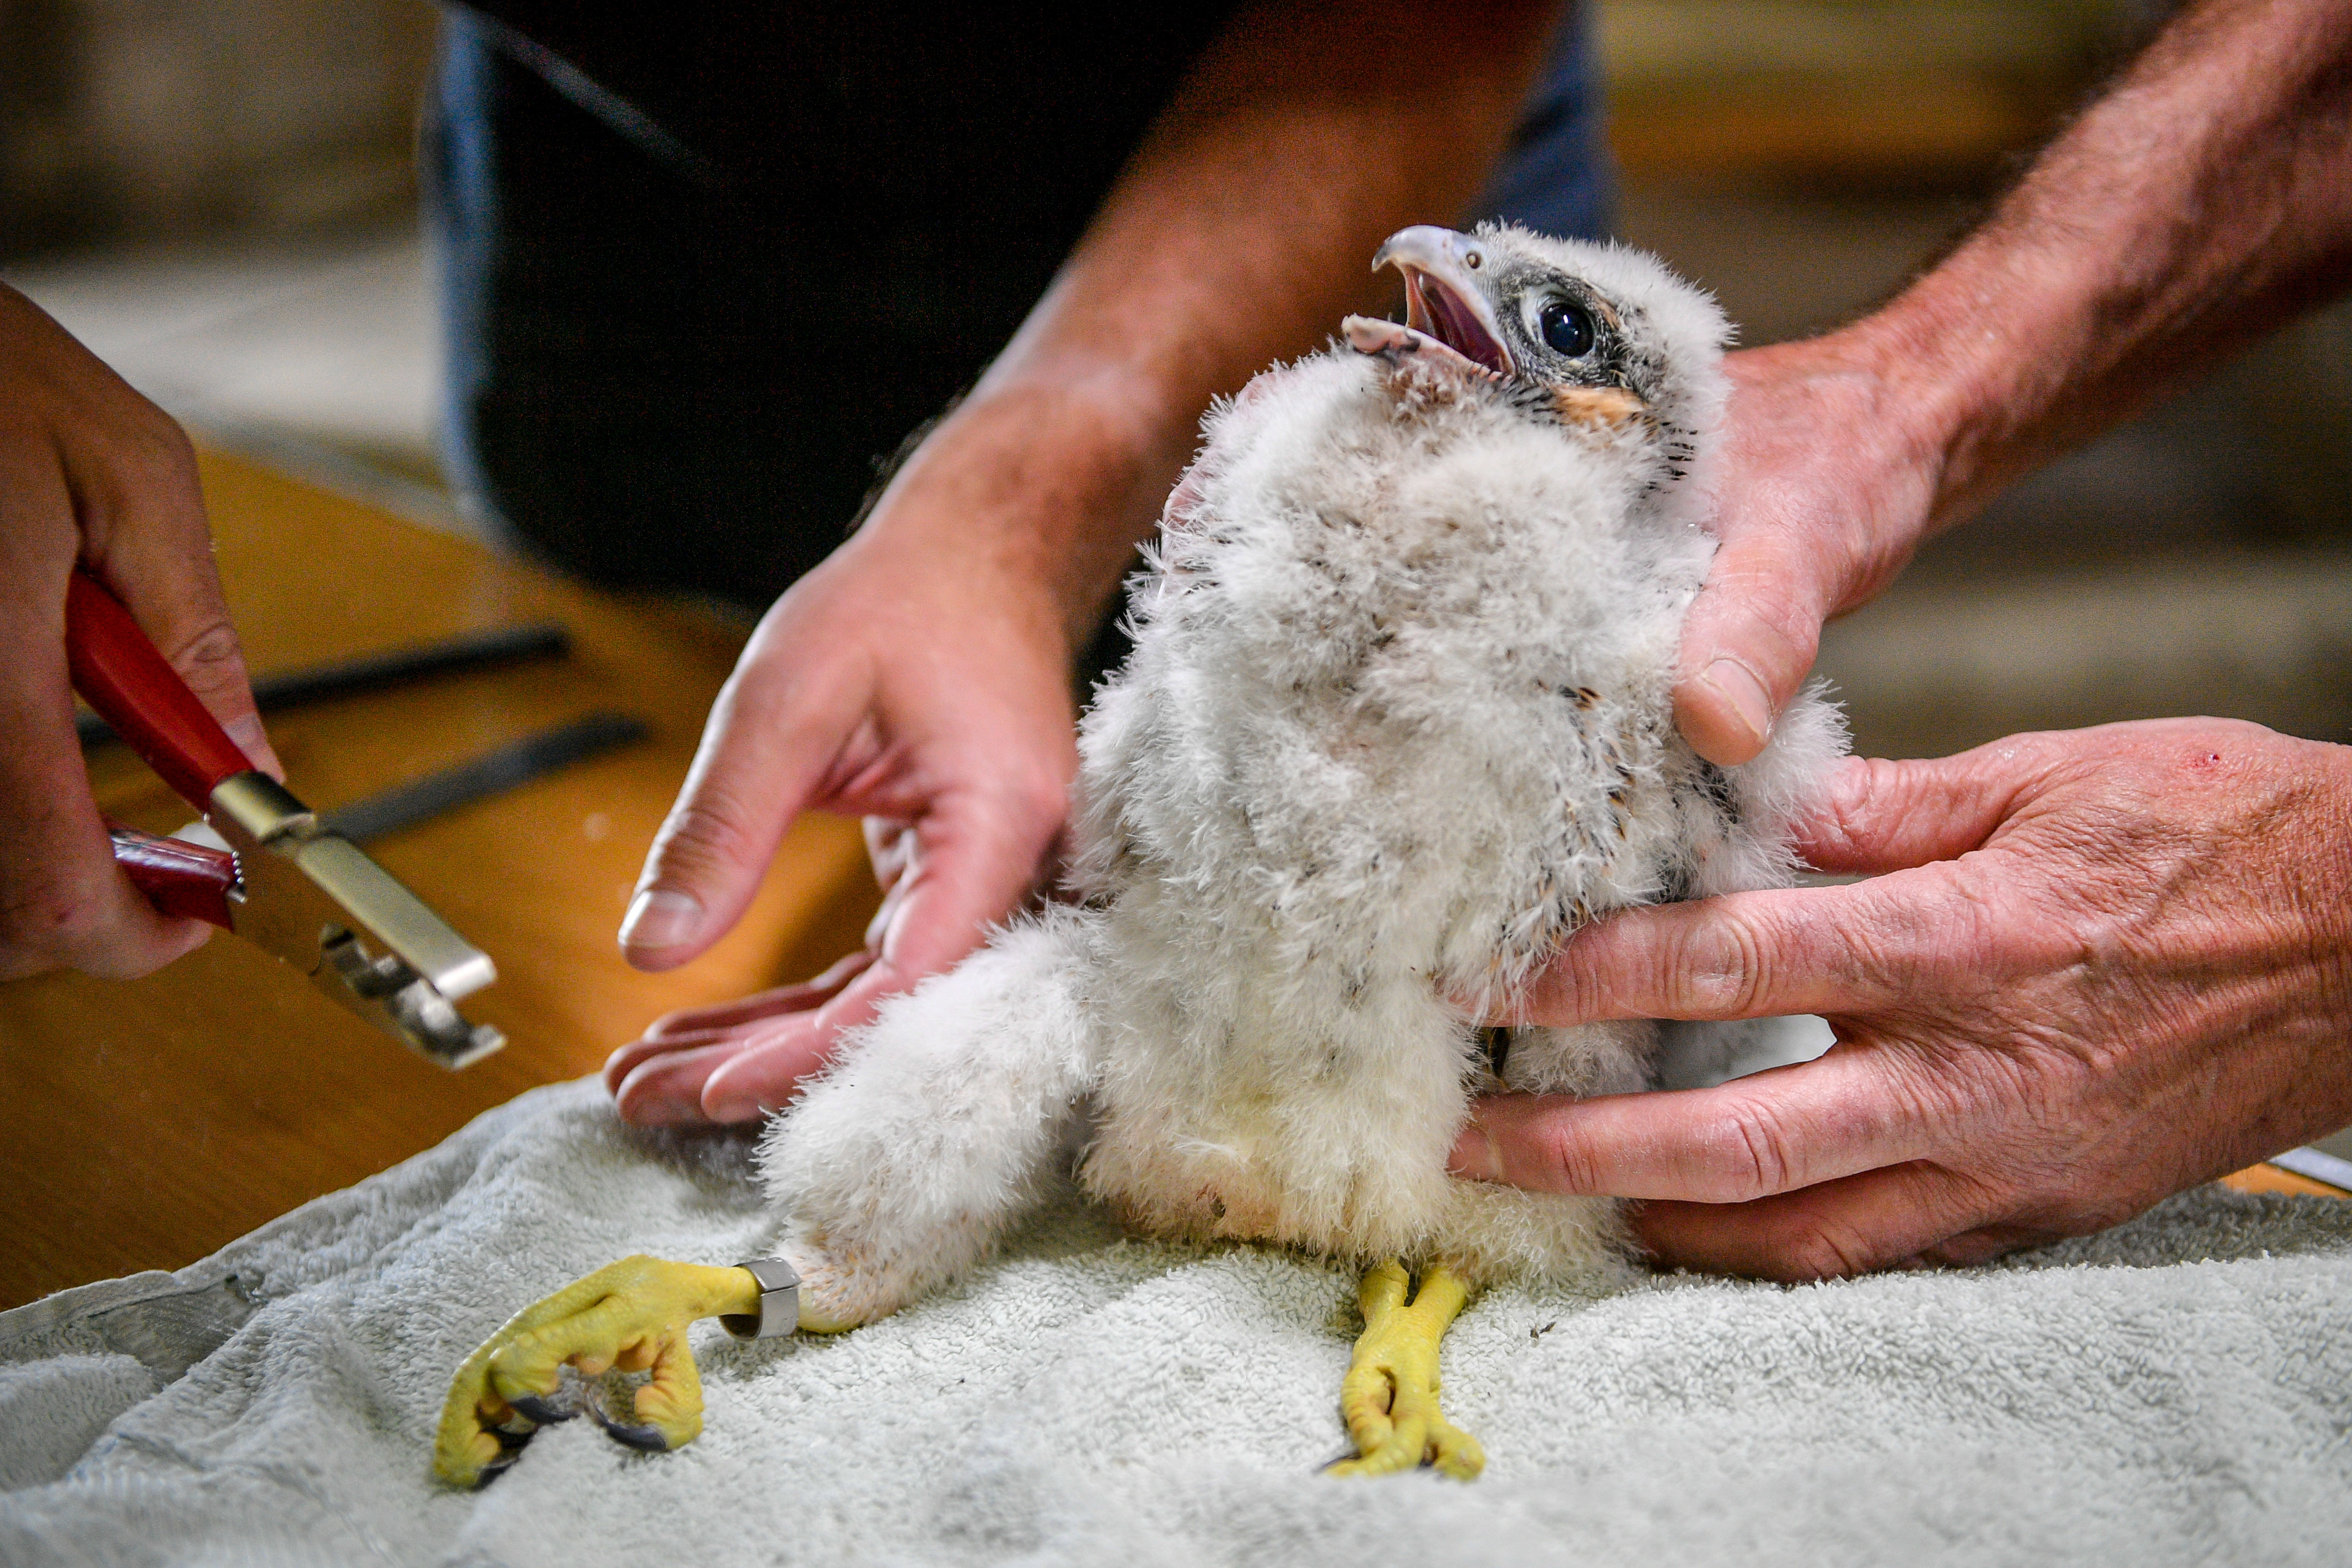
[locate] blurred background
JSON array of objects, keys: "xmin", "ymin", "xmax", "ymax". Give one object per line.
[{"xmin": 2, "ymin": 0, "xmax": 2349, "ymax": 759}]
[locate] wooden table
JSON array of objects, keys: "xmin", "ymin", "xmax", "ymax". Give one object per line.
[
  {"xmin": 0, "ymin": 452, "xmax": 2336, "ymax": 1311},
  {"xmin": 0, "ymin": 451, "xmax": 879, "ymax": 1309}
]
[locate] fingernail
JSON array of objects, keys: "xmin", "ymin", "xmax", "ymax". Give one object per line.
[
  {"xmin": 700, "ymin": 1079, "xmax": 771, "ymax": 1125},
  {"xmin": 614, "ymin": 1080, "xmax": 706, "ymax": 1127},
  {"xmin": 224, "ymin": 713, "xmax": 268, "ymax": 757},
  {"xmin": 1448, "ymin": 1118, "xmax": 1502, "ymax": 1183},
  {"xmin": 1699, "ymin": 659, "xmax": 1772, "ymax": 749},
  {"xmin": 620, "ymin": 889, "xmax": 702, "ymax": 953},
  {"xmin": 223, "ymin": 712, "xmax": 282, "ymax": 776}
]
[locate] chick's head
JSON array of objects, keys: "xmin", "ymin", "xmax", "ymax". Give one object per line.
[{"xmin": 1346, "ymin": 223, "xmax": 1729, "ymax": 478}]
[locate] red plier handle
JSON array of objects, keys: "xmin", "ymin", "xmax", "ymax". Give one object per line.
[{"xmin": 65, "ymin": 568, "xmax": 249, "ymax": 929}]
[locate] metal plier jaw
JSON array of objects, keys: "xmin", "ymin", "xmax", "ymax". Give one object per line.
[
  {"xmin": 205, "ymin": 772, "xmax": 502, "ymax": 1067},
  {"xmin": 68, "ymin": 566, "xmax": 503, "ymax": 1069}
]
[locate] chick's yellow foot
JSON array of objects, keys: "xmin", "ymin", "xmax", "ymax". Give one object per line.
[
  {"xmin": 1328, "ymin": 1259, "xmax": 1484, "ymax": 1480},
  {"xmin": 433, "ymin": 1255, "xmax": 765, "ymax": 1488}
]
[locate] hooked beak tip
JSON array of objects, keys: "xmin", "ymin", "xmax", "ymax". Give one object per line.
[{"xmin": 1366, "ymin": 226, "xmax": 1511, "ymax": 379}]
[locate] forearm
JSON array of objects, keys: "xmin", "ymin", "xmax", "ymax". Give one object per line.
[
  {"xmin": 1857, "ymin": 0, "xmax": 2352, "ymax": 535},
  {"xmin": 855, "ymin": 0, "xmax": 1560, "ymax": 656}
]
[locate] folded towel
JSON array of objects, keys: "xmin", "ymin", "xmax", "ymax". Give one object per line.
[{"xmin": 3, "ymin": 1078, "xmax": 2347, "ymax": 1566}]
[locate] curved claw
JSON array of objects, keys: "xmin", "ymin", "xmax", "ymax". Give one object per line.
[
  {"xmin": 506, "ymin": 1393, "xmax": 579, "ymax": 1426},
  {"xmin": 433, "ymin": 1256, "xmax": 764, "ymax": 1487},
  {"xmin": 591, "ymin": 1404, "xmax": 674, "ymax": 1453}
]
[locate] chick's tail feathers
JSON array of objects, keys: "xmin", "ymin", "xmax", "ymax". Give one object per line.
[{"xmin": 758, "ymin": 906, "xmax": 1104, "ymax": 1329}]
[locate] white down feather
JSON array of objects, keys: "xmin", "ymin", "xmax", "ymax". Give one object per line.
[{"xmin": 762, "ymin": 233, "xmax": 1848, "ymax": 1317}]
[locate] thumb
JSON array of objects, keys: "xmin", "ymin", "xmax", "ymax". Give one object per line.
[
  {"xmin": 1671, "ymin": 514, "xmax": 1836, "ymax": 768},
  {"xmin": 109, "ymin": 562, "xmax": 281, "ymax": 781},
  {"xmin": 623, "ymin": 643, "xmax": 872, "ymax": 970},
  {"xmin": 83, "ymin": 435, "xmax": 281, "ymax": 781},
  {"xmin": 1675, "ymin": 334, "xmax": 1941, "ymax": 767}
]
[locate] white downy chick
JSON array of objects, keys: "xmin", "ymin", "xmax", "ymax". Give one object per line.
[{"xmin": 761, "ymin": 224, "xmax": 1847, "ymax": 1334}]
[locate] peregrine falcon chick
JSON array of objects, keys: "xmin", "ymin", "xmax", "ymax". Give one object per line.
[{"xmin": 437, "ymin": 224, "xmax": 1848, "ymax": 1486}]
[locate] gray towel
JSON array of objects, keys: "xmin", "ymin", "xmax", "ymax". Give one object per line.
[{"xmin": 2, "ymin": 1078, "xmax": 2347, "ymax": 1566}]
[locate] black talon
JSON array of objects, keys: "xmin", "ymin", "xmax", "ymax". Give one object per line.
[
  {"xmin": 590, "ymin": 1407, "xmax": 672, "ymax": 1453},
  {"xmin": 507, "ymin": 1393, "xmax": 578, "ymax": 1426},
  {"xmin": 566, "ymin": 1369, "xmax": 670, "ymax": 1452}
]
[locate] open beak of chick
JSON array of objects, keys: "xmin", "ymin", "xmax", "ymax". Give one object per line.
[{"xmin": 1348, "ymin": 225, "xmax": 1515, "ymax": 379}]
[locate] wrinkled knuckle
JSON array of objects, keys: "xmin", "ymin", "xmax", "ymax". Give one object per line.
[
  {"xmin": 656, "ymin": 793, "xmax": 762, "ymax": 873},
  {"xmin": 1715, "ymin": 1096, "xmax": 1797, "ymax": 1201},
  {"xmin": 2171, "ymin": 715, "xmax": 2266, "ymax": 752},
  {"xmin": 1747, "ymin": 580, "xmax": 1823, "ymax": 669},
  {"xmin": 2004, "ymin": 1028, "xmax": 2104, "ymax": 1117},
  {"xmin": 129, "ymin": 399, "xmax": 197, "ymax": 461},
  {"xmin": 1835, "ymin": 756, "xmax": 1906, "ymax": 835},
  {"xmin": 151, "ymin": 417, "xmax": 199, "ymax": 480},
  {"xmin": 2055, "ymin": 900, "xmax": 2136, "ymax": 976},
  {"xmin": 1536, "ymin": 1120, "xmax": 1605, "ymax": 1196},
  {"xmin": 1822, "ymin": 510, "xmax": 1895, "ymax": 598},
  {"xmin": 1776, "ymin": 1220, "xmax": 1878, "ymax": 1283},
  {"xmin": 1677, "ymin": 918, "xmax": 1768, "ymax": 1018},
  {"xmin": 168, "ymin": 617, "xmax": 245, "ymax": 683},
  {"xmin": 1543, "ymin": 928, "xmax": 1604, "ymax": 1000}
]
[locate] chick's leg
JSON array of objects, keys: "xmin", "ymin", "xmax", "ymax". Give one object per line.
[
  {"xmin": 764, "ymin": 910, "xmax": 1101, "ymax": 1328},
  {"xmin": 1329, "ymin": 1260, "xmax": 1484, "ymax": 1479},
  {"xmin": 434, "ymin": 1255, "xmax": 766, "ymax": 1487}
]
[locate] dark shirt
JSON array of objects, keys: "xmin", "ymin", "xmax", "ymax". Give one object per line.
[{"xmin": 430, "ymin": 4, "xmax": 1610, "ymax": 612}]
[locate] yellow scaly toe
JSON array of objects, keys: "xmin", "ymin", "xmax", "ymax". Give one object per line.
[
  {"xmin": 1327, "ymin": 1259, "xmax": 1484, "ymax": 1479},
  {"xmin": 434, "ymin": 1255, "xmax": 765, "ymax": 1487}
]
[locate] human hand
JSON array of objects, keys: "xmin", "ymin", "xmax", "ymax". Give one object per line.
[
  {"xmin": 603, "ymin": 390, "xmax": 1097, "ymax": 1126},
  {"xmin": 1670, "ymin": 330, "xmax": 1948, "ymax": 767},
  {"xmin": 1451, "ymin": 720, "xmax": 2352, "ymax": 1280},
  {"xmin": 0, "ymin": 283, "xmax": 278, "ymax": 982}
]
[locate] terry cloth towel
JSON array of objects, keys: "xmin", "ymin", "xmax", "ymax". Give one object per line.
[{"xmin": 2, "ymin": 1078, "xmax": 2348, "ymax": 1567}]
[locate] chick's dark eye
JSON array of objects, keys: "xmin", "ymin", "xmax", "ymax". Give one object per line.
[{"xmin": 1538, "ymin": 298, "xmax": 1595, "ymax": 358}]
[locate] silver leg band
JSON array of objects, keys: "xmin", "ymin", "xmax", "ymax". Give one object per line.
[{"xmin": 719, "ymin": 1257, "xmax": 801, "ymax": 1339}]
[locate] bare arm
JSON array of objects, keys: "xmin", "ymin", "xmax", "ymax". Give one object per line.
[
  {"xmin": 1676, "ymin": 0, "xmax": 2352, "ymax": 762},
  {"xmin": 897, "ymin": 0, "xmax": 1565, "ymax": 650},
  {"xmin": 608, "ymin": 1, "xmax": 1561, "ymax": 1124}
]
